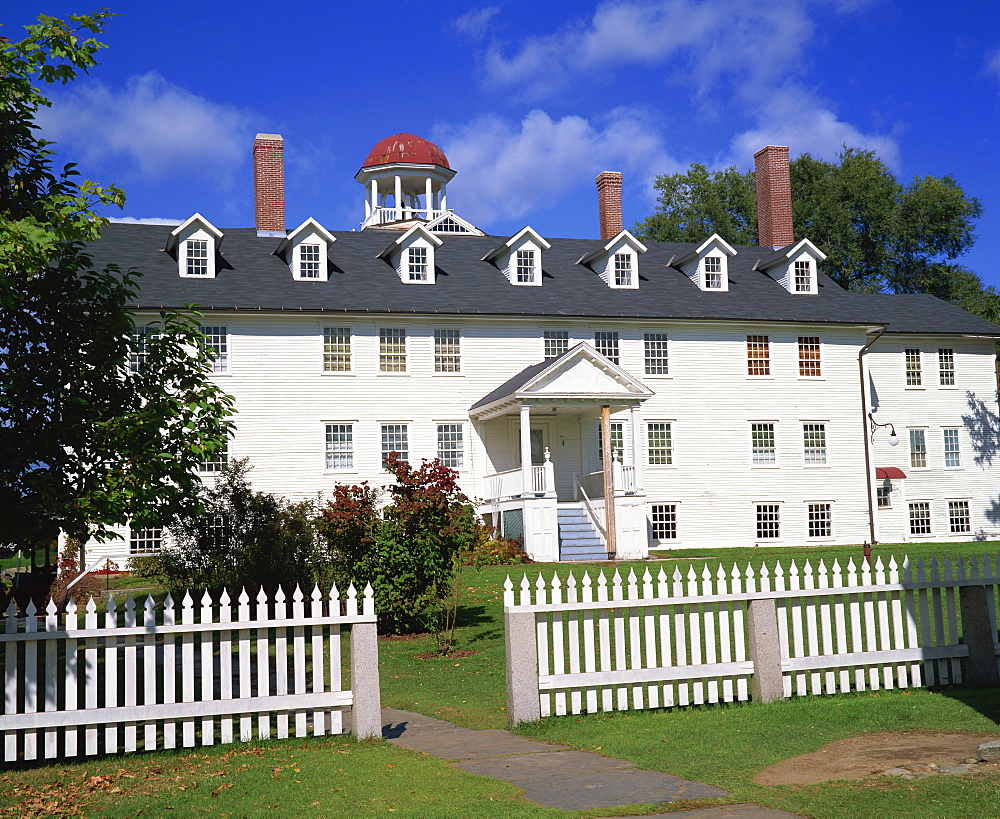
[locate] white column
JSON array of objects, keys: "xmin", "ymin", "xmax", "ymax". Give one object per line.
[
  {"xmin": 520, "ymin": 404, "xmax": 532, "ymax": 497},
  {"xmin": 440, "ymin": 184, "xmax": 447, "ymax": 211},
  {"xmin": 370, "ymin": 179, "xmax": 378, "ymax": 217},
  {"xmin": 425, "ymin": 177, "xmax": 433, "ymax": 219},
  {"xmin": 630, "ymin": 405, "xmax": 643, "ymax": 491},
  {"xmin": 394, "ymin": 175, "xmax": 402, "ymax": 221}
]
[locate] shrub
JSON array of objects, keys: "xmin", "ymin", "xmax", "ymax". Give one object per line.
[{"xmin": 461, "ymin": 525, "xmax": 530, "ymax": 567}]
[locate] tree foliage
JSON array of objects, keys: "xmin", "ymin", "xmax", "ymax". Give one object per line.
[
  {"xmin": 317, "ymin": 455, "xmax": 477, "ymax": 634},
  {"xmin": 0, "ymin": 12, "xmax": 235, "ymax": 550},
  {"xmin": 634, "ymin": 148, "xmax": 994, "ymax": 316}
]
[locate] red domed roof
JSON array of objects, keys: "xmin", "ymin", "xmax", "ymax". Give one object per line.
[{"xmin": 362, "ymin": 133, "xmax": 450, "ymax": 170}]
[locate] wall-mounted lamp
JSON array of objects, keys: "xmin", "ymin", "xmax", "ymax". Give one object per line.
[{"xmin": 868, "ymin": 412, "xmax": 899, "ymax": 446}]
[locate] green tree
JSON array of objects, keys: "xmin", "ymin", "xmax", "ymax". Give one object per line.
[
  {"xmin": 634, "ymin": 148, "xmax": 991, "ymax": 310},
  {"xmin": 0, "ymin": 12, "xmax": 235, "ymax": 555}
]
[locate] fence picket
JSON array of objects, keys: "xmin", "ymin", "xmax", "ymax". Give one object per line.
[
  {"xmin": 550, "ymin": 575, "xmax": 566, "ymax": 717},
  {"xmin": 218, "ymin": 590, "xmax": 234, "ymax": 745},
  {"xmin": 292, "ymin": 587, "xmax": 308, "ymax": 737},
  {"xmin": 566, "ymin": 573, "xmax": 582, "ymax": 715},
  {"xmin": 238, "ymin": 589, "xmax": 252, "ymax": 741},
  {"xmin": 44, "ymin": 600, "xmax": 59, "ymax": 759},
  {"xmin": 84, "ymin": 598, "xmax": 98, "ymax": 756},
  {"xmin": 162, "ymin": 594, "xmax": 177, "ymax": 749},
  {"xmin": 582, "ymin": 572, "xmax": 597, "ymax": 713},
  {"xmin": 123, "ymin": 597, "xmax": 138, "ymax": 752},
  {"xmin": 310, "ymin": 586, "xmax": 326, "ymax": 736},
  {"xmin": 143, "ymin": 595, "xmax": 158, "ymax": 750},
  {"xmin": 23, "ymin": 602, "xmax": 38, "ymax": 761},
  {"xmin": 274, "ymin": 587, "xmax": 289, "ymax": 739},
  {"xmin": 328, "ymin": 583, "xmax": 343, "ymax": 735},
  {"xmin": 256, "ymin": 588, "xmax": 271, "ymax": 740},
  {"xmin": 200, "ymin": 591, "xmax": 215, "ymax": 746}
]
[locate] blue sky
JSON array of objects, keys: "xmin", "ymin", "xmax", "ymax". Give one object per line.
[{"xmin": 9, "ymin": 1, "xmax": 1000, "ymax": 286}]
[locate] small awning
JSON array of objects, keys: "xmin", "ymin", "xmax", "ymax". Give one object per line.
[{"xmin": 876, "ymin": 467, "xmax": 907, "ymax": 479}]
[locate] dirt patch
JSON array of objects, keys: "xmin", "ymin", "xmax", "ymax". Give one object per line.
[
  {"xmin": 755, "ymin": 731, "xmax": 1000, "ymax": 785},
  {"xmin": 412, "ymin": 649, "xmax": 481, "ymax": 659}
]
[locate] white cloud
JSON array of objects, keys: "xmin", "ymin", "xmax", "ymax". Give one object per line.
[
  {"xmin": 435, "ymin": 108, "xmax": 683, "ymax": 225},
  {"xmin": 37, "ymin": 72, "xmax": 257, "ymax": 184},
  {"xmin": 109, "ymin": 216, "xmax": 183, "ymax": 225},
  {"xmin": 452, "ymin": 6, "xmax": 501, "ymax": 40},
  {"xmin": 986, "ymin": 46, "xmax": 1000, "ymax": 84}
]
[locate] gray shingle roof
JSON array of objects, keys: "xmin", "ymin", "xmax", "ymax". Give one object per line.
[{"xmin": 88, "ymin": 223, "xmax": 1000, "ymax": 335}]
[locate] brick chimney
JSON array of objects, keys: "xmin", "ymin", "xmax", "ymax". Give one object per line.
[
  {"xmin": 596, "ymin": 171, "xmax": 623, "ymax": 240},
  {"xmin": 754, "ymin": 145, "xmax": 794, "ymax": 248},
  {"xmin": 253, "ymin": 133, "xmax": 285, "ymax": 235}
]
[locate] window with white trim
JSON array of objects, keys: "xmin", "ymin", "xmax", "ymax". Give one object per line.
[
  {"xmin": 651, "ymin": 504, "xmax": 677, "ymax": 541},
  {"xmin": 186, "ymin": 239, "xmax": 209, "ymax": 276},
  {"xmin": 130, "ymin": 526, "xmax": 162, "ymax": 555},
  {"xmin": 325, "ymin": 424, "xmax": 354, "ymax": 470},
  {"xmin": 794, "ymin": 260, "xmax": 812, "ymax": 292},
  {"xmin": 909, "ymin": 429, "xmax": 927, "ymax": 468},
  {"xmin": 597, "ymin": 421, "xmax": 624, "ymax": 463},
  {"xmin": 938, "ymin": 348, "xmax": 955, "ymax": 386},
  {"xmin": 807, "ymin": 503, "xmax": 832, "ymax": 538},
  {"xmin": 756, "ymin": 504, "xmax": 780, "ymax": 539},
  {"xmin": 407, "ymin": 247, "xmax": 428, "ymax": 281},
  {"xmin": 594, "ymin": 331, "xmax": 620, "ymax": 364},
  {"xmin": 434, "ymin": 329, "xmax": 461, "ymax": 373},
  {"xmin": 798, "ymin": 337, "xmax": 821, "ymax": 377},
  {"xmin": 948, "ymin": 500, "xmax": 971, "ymax": 534},
  {"xmin": 379, "ymin": 328, "xmax": 406, "ymax": 372},
  {"xmin": 876, "ymin": 485, "xmax": 891, "ymax": 508},
  {"xmin": 643, "ymin": 333, "xmax": 668, "ymax": 375},
  {"xmin": 199, "ymin": 442, "xmax": 229, "ymax": 474},
  {"xmin": 436, "ymin": 423, "xmax": 464, "ymax": 468},
  {"xmin": 515, "ymin": 249, "xmax": 536, "ymax": 284},
  {"xmin": 130, "ymin": 325, "xmax": 154, "ymax": 372},
  {"xmin": 202, "ymin": 326, "xmax": 228, "ymax": 373},
  {"xmin": 943, "ymin": 428, "xmax": 961, "ymax": 467},
  {"xmin": 200, "ymin": 514, "xmax": 231, "ymax": 550},
  {"xmin": 704, "ymin": 255, "xmax": 723, "ymax": 289},
  {"xmin": 323, "ymin": 327, "xmax": 351, "ymax": 372},
  {"xmin": 751, "ymin": 423, "xmax": 776, "ymax": 465},
  {"xmin": 747, "ymin": 335, "xmax": 770, "ymax": 375},
  {"xmin": 909, "ymin": 501, "xmax": 932, "ymax": 535},
  {"xmin": 905, "ymin": 348, "xmax": 922, "ymax": 386},
  {"xmin": 298, "ymin": 243, "xmax": 321, "ymax": 279},
  {"xmin": 802, "ymin": 423, "xmax": 827, "ymax": 465},
  {"xmin": 613, "ymin": 253, "xmax": 633, "ymax": 287},
  {"xmin": 543, "ymin": 330, "xmax": 569, "ymax": 360},
  {"xmin": 381, "ymin": 424, "xmax": 409, "ymax": 465},
  {"xmin": 647, "ymin": 422, "xmax": 673, "ymax": 465}
]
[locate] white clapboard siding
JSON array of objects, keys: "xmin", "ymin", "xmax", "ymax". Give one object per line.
[
  {"xmin": 0, "ymin": 583, "xmax": 378, "ymax": 763},
  {"xmin": 506, "ymin": 554, "xmax": 1000, "ymax": 718}
]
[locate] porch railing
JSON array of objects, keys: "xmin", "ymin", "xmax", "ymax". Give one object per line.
[
  {"xmin": 576, "ymin": 470, "xmax": 604, "ymax": 500},
  {"xmin": 362, "ymin": 206, "xmax": 448, "ymax": 228},
  {"xmin": 531, "ymin": 465, "xmax": 547, "ymax": 494},
  {"xmin": 486, "ymin": 468, "xmax": 522, "ymax": 501},
  {"xmin": 574, "ymin": 477, "xmax": 608, "ymax": 544}
]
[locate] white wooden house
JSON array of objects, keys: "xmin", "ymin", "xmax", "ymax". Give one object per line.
[{"xmin": 84, "ymin": 134, "xmax": 1000, "ymax": 563}]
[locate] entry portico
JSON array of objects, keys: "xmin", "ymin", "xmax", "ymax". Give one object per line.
[{"xmin": 471, "ymin": 344, "xmax": 654, "ymax": 562}]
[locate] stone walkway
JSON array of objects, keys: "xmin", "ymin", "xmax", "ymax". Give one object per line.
[{"xmin": 381, "ymin": 708, "xmax": 798, "ymax": 815}]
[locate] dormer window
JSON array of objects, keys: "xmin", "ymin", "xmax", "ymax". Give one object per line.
[
  {"xmin": 613, "ymin": 253, "xmax": 633, "ymax": 287},
  {"xmin": 377, "ymin": 223, "xmax": 442, "ymax": 285},
  {"xmin": 704, "ymin": 256, "xmax": 723, "ymax": 289},
  {"xmin": 275, "ymin": 218, "xmax": 336, "ymax": 282},
  {"xmin": 516, "ymin": 249, "xmax": 536, "ymax": 283},
  {"xmin": 577, "ymin": 230, "xmax": 646, "ymax": 290},
  {"xmin": 299, "ymin": 243, "xmax": 321, "ymax": 279},
  {"xmin": 794, "ymin": 260, "xmax": 812, "ymax": 292},
  {"xmin": 755, "ymin": 238, "xmax": 826, "ymax": 295},
  {"xmin": 483, "ymin": 226, "xmax": 549, "ymax": 287},
  {"xmin": 167, "ymin": 214, "xmax": 223, "ymax": 279},
  {"xmin": 673, "ymin": 234, "xmax": 736, "ymax": 292},
  {"xmin": 408, "ymin": 247, "xmax": 429, "ymax": 281}
]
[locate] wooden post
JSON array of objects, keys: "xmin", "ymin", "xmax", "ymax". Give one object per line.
[{"xmin": 601, "ymin": 405, "xmax": 617, "ymax": 558}]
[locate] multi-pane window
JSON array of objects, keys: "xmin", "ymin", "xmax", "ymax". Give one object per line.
[
  {"xmin": 299, "ymin": 243, "xmax": 321, "ymax": 278},
  {"xmin": 594, "ymin": 331, "xmax": 620, "ymax": 364},
  {"xmin": 129, "ymin": 325, "xmax": 153, "ymax": 372},
  {"xmin": 379, "ymin": 328, "xmax": 407, "ymax": 372},
  {"xmin": 938, "ymin": 348, "xmax": 955, "ymax": 386},
  {"xmin": 515, "ymin": 249, "xmax": 535, "ymax": 283},
  {"xmin": 909, "ymin": 502, "xmax": 932, "ymax": 535},
  {"xmin": 202, "ymin": 326, "xmax": 228, "ymax": 373},
  {"xmin": 186, "ymin": 239, "xmax": 208, "ymax": 276},
  {"xmin": 651, "ymin": 504, "xmax": 678, "ymax": 540},
  {"xmin": 807, "ymin": 503, "xmax": 832, "ymax": 538},
  {"xmin": 876, "ymin": 485, "xmax": 891, "ymax": 508},
  {"xmin": 647, "ymin": 422, "xmax": 673, "ymax": 465},
  {"xmin": 794, "ymin": 260, "xmax": 811, "ymax": 292},
  {"xmin": 434, "ymin": 329, "xmax": 461, "ymax": 373},
  {"xmin": 597, "ymin": 421, "xmax": 624, "ymax": 463},
  {"xmin": 544, "ymin": 330, "xmax": 569, "ymax": 360},
  {"xmin": 200, "ymin": 514, "xmax": 231, "ymax": 550},
  {"xmin": 909, "ymin": 429, "xmax": 927, "ymax": 468},
  {"xmin": 704, "ymin": 256, "xmax": 723, "ymax": 289},
  {"xmin": 130, "ymin": 526, "xmax": 162, "ymax": 555},
  {"xmin": 199, "ymin": 442, "xmax": 229, "ymax": 474},
  {"xmin": 905, "ymin": 348, "xmax": 922, "ymax": 386},
  {"xmin": 802, "ymin": 423, "xmax": 827, "ymax": 465},
  {"xmin": 643, "ymin": 333, "xmax": 668, "ymax": 375},
  {"xmin": 798, "ymin": 337, "xmax": 821, "ymax": 377},
  {"xmin": 325, "ymin": 424, "xmax": 354, "ymax": 470},
  {"xmin": 613, "ymin": 253, "xmax": 633, "ymax": 286},
  {"xmin": 747, "ymin": 335, "xmax": 770, "ymax": 375},
  {"xmin": 751, "ymin": 423, "xmax": 776, "ymax": 465},
  {"xmin": 436, "ymin": 423, "xmax": 464, "ymax": 468},
  {"xmin": 943, "ymin": 428, "xmax": 961, "ymax": 467},
  {"xmin": 381, "ymin": 424, "xmax": 409, "ymax": 465},
  {"xmin": 323, "ymin": 327, "xmax": 351, "ymax": 372},
  {"xmin": 948, "ymin": 500, "xmax": 971, "ymax": 534},
  {"xmin": 756, "ymin": 504, "xmax": 781, "ymax": 539},
  {"xmin": 407, "ymin": 246, "xmax": 428, "ymax": 281}
]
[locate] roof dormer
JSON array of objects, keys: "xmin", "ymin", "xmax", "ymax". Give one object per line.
[
  {"xmin": 376, "ymin": 223, "xmax": 443, "ymax": 284},
  {"xmin": 755, "ymin": 238, "xmax": 827, "ymax": 295},
  {"xmin": 166, "ymin": 214, "xmax": 224, "ymax": 279},
  {"xmin": 482, "ymin": 226, "xmax": 551, "ymax": 286},
  {"xmin": 671, "ymin": 233, "xmax": 737, "ymax": 292},
  {"xmin": 577, "ymin": 229, "xmax": 647, "ymax": 289},
  {"xmin": 275, "ymin": 218, "xmax": 336, "ymax": 282}
]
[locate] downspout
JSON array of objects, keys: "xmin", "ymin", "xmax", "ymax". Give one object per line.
[{"xmin": 859, "ymin": 325, "xmax": 888, "ymax": 546}]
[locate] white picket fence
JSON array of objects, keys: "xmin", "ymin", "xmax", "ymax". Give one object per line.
[
  {"xmin": 1, "ymin": 583, "xmax": 381, "ymax": 763},
  {"xmin": 503, "ymin": 555, "xmax": 1000, "ymax": 726}
]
